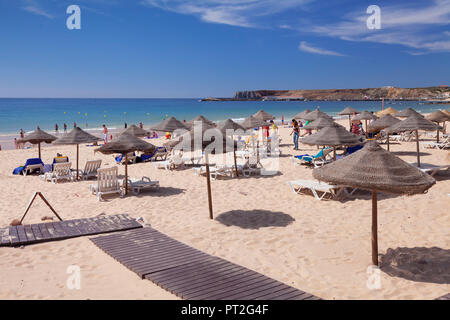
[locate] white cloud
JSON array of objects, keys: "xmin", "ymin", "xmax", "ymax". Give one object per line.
[
  {"xmin": 22, "ymin": 0, "xmax": 54, "ymax": 19},
  {"xmin": 142, "ymin": 0, "xmax": 312, "ymax": 28},
  {"xmin": 309, "ymin": 0, "xmax": 450, "ymax": 53},
  {"xmin": 298, "ymin": 41, "xmax": 345, "ymax": 56}
]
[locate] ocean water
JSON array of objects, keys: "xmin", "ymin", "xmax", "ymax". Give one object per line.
[{"xmin": 0, "ymin": 98, "xmax": 446, "ymax": 135}]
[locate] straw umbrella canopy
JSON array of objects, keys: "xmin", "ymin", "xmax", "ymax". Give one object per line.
[
  {"xmin": 442, "ymin": 109, "xmax": 450, "ymax": 117},
  {"xmin": 386, "ymin": 113, "xmax": 441, "ymax": 167},
  {"xmin": 95, "ymin": 133, "xmax": 156, "ymax": 195},
  {"xmin": 302, "ymin": 109, "xmax": 333, "ymax": 121},
  {"xmin": 293, "ymin": 109, "xmax": 311, "ymax": 120},
  {"xmin": 187, "ymin": 115, "xmax": 215, "ymax": 129},
  {"xmin": 253, "ymin": 110, "xmax": 275, "ymax": 121},
  {"xmin": 396, "ymin": 107, "xmax": 422, "ymax": 118},
  {"xmin": 376, "ymin": 107, "xmax": 397, "ymax": 117},
  {"xmin": 173, "ymin": 126, "xmax": 237, "ymax": 219},
  {"xmin": 313, "ymin": 141, "xmax": 435, "ymax": 266},
  {"xmin": 150, "ymin": 116, "xmax": 188, "ymax": 133},
  {"xmin": 301, "ymin": 124, "xmax": 362, "ymax": 160},
  {"xmin": 121, "ymin": 124, "xmax": 149, "ymax": 137},
  {"xmin": 304, "ymin": 116, "xmax": 336, "ymax": 130},
  {"xmin": 17, "ymin": 127, "xmax": 57, "ymax": 159},
  {"xmin": 53, "ymin": 127, "xmax": 102, "ymax": 180},
  {"xmin": 425, "ymin": 110, "xmax": 450, "ymax": 142},
  {"xmin": 339, "ymin": 107, "xmax": 360, "ymax": 128},
  {"xmin": 240, "ymin": 115, "xmax": 268, "ymax": 130},
  {"xmin": 367, "ymin": 114, "xmax": 401, "ymax": 151}
]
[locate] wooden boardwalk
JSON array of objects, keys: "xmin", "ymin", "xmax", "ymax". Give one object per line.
[
  {"xmin": 0, "ymin": 214, "xmax": 142, "ymax": 247},
  {"xmin": 91, "ymin": 228, "xmax": 320, "ymax": 300}
]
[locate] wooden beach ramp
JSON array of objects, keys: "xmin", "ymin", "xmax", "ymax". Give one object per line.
[
  {"xmin": 0, "ymin": 214, "xmax": 142, "ymax": 247},
  {"xmin": 91, "ymin": 227, "xmax": 320, "ymax": 300}
]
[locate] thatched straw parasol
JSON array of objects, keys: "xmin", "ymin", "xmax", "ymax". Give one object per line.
[
  {"xmin": 253, "ymin": 110, "xmax": 275, "ymax": 121},
  {"xmin": 173, "ymin": 126, "xmax": 237, "ymax": 219},
  {"xmin": 217, "ymin": 119, "xmax": 245, "ymax": 132},
  {"xmin": 313, "ymin": 141, "xmax": 435, "ymax": 266},
  {"xmin": 293, "ymin": 109, "xmax": 311, "ymax": 120},
  {"xmin": 53, "ymin": 127, "xmax": 102, "ymax": 180},
  {"xmin": 240, "ymin": 115, "xmax": 268, "ymax": 130},
  {"xmin": 302, "ymin": 108, "xmax": 333, "ymax": 121},
  {"xmin": 17, "ymin": 127, "xmax": 57, "ymax": 159},
  {"xmin": 95, "ymin": 133, "xmax": 156, "ymax": 195},
  {"xmin": 150, "ymin": 116, "xmax": 188, "ymax": 132},
  {"xmin": 187, "ymin": 115, "xmax": 215, "ymax": 129},
  {"xmin": 386, "ymin": 113, "xmax": 441, "ymax": 167},
  {"xmin": 121, "ymin": 124, "xmax": 149, "ymax": 137},
  {"xmin": 425, "ymin": 110, "xmax": 449, "ymax": 142},
  {"xmin": 396, "ymin": 107, "xmax": 422, "ymax": 118},
  {"xmin": 301, "ymin": 124, "xmax": 362, "ymax": 160},
  {"xmin": 376, "ymin": 107, "xmax": 397, "ymax": 117},
  {"xmin": 304, "ymin": 116, "xmax": 336, "ymax": 130},
  {"xmin": 339, "ymin": 107, "xmax": 360, "ymax": 128},
  {"xmin": 367, "ymin": 114, "xmax": 401, "ymax": 151},
  {"xmin": 442, "ymin": 109, "xmax": 450, "ymax": 117},
  {"xmin": 353, "ymin": 111, "xmax": 376, "ymax": 138}
]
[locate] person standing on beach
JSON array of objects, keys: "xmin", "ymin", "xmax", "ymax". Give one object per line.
[
  {"xmin": 14, "ymin": 138, "xmax": 18, "ymax": 149},
  {"xmin": 281, "ymin": 115, "xmax": 284, "ymax": 126},
  {"xmin": 64, "ymin": 123, "xmax": 67, "ymax": 133},
  {"xmin": 74, "ymin": 122, "xmax": 77, "ymax": 128},
  {"xmin": 55, "ymin": 123, "xmax": 59, "ymax": 133},
  {"xmin": 124, "ymin": 122, "xmax": 127, "ymax": 129},
  {"xmin": 19, "ymin": 129, "xmax": 25, "ymax": 149},
  {"xmin": 139, "ymin": 122, "xmax": 143, "ymax": 129},
  {"xmin": 102, "ymin": 124, "xmax": 108, "ymax": 143},
  {"xmin": 290, "ymin": 119, "xmax": 299, "ymax": 150}
]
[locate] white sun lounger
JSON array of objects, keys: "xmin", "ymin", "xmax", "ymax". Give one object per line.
[
  {"xmin": 287, "ymin": 179, "xmax": 356, "ymax": 201},
  {"xmin": 123, "ymin": 176, "xmax": 159, "ymax": 195},
  {"xmin": 22, "ymin": 164, "xmax": 44, "ymax": 176},
  {"xmin": 74, "ymin": 159, "xmax": 102, "ymax": 180},
  {"xmin": 90, "ymin": 167, "xmax": 124, "ymax": 201},
  {"xmin": 152, "ymin": 153, "xmax": 185, "ymax": 170},
  {"xmin": 409, "ymin": 163, "xmax": 450, "ymax": 177},
  {"xmin": 40, "ymin": 162, "xmax": 73, "ymax": 184},
  {"xmin": 193, "ymin": 165, "xmax": 235, "ymax": 180}
]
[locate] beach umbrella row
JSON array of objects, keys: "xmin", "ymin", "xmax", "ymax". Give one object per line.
[{"xmin": 313, "ymin": 141, "xmax": 435, "ymax": 266}]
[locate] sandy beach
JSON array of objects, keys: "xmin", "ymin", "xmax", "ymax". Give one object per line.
[{"xmin": 0, "ymin": 118, "xmax": 448, "ymax": 300}]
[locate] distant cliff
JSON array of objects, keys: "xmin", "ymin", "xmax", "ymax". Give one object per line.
[{"xmin": 202, "ymin": 86, "xmax": 450, "ymax": 101}]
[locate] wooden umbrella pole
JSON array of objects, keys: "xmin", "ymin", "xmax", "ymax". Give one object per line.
[
  {"xmin": 38, "ymin": 142, "xmax": 41, "ymax": 159},
  {"xmin": 387, "ymin": 133, "xmax": 390, "ymax": 152},
  {"xmin": 333, "ymin": 146, "xmax": 336, "ymax": 161},
  {"xmin": 372, "ymin": 190, "xmax": 378, "ymax": 266},
  {"xmin": 415, "ymin": 130, "xmax": 420, "ymax": 168},
  {"xmin": 365, "ymin": 120, "xmax": 368, "ymax": 138},
  {"xmin": 76, "ymin": 144, "xmax": 79, "ymax": 180},
  {"xmin": 205, "ymin": 153, "xmax": 213, "ymax": 219},
  {"xmin": 348, "ymin": 115, "xmax": 351, "ymax": 130},
  {"xmin": 233, "ymin": 148, "xmax": 239, "ymax": 178},
  {"xmin": 436, "ymin": 127, "xmax": 439, "ymax": 143},
  {"xmin": 125, "ymin": 154, "xmax": 128, "ymax": 195}
]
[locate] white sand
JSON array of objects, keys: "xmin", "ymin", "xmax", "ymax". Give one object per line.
[{"xmin": 0, "ymin": 119, "xmax": 448, "ymax": 300}]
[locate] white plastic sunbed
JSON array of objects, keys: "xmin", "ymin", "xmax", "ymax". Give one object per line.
[
  {"xmin": 90, "ymin": 167, "xmax": 124, "ymax": 201},
  {"xmin": 40, "ymin": 162, "xmax": 73, "ymax": 184},
  {"xmin": 122, "ymin": 176, "xmax": 159, "ymax": 195},
  {"xmin": 287, "ymin": 179, "xmax": 356, "ymax": 201},
  {"xmin": 74, "ymin": 159, "xmax": 102, "ymax": 180},
  {"xmin": 152, "ymin": 153, "xmax": 185, "ymax": 170},
  {"xmin": 409, "ymin": 163, "xmax": 450, "ymax": 177}
]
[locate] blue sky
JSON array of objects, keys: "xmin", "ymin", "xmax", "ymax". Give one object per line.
[{"xmin": 0, "ymin": 0, "xmax": 449, "ymax": 98}]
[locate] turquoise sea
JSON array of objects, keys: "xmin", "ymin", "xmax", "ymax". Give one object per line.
[{"xmin": 0, "ymin": 98, "xmax": 446, "ymax": 135}]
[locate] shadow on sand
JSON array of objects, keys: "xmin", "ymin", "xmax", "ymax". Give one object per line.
[
  {"xmin": 215, "ymin": 209, "xmax": 295, "ymax": 230},
  {"xmin": 380, "ymin": 247, "xmax": 450, "ymax": 284},
  {"xmin": 391, "ymin": 151, "xmax": 432, "ymax": 157}
]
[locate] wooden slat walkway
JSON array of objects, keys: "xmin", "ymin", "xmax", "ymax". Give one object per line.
[
  {"xmin": 91, "ymin": 228, "xmax": 320, "ymax": 300},
  {"xmin": 0, "ymin": 214, "xmax": 142, "ymax": 247}
]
